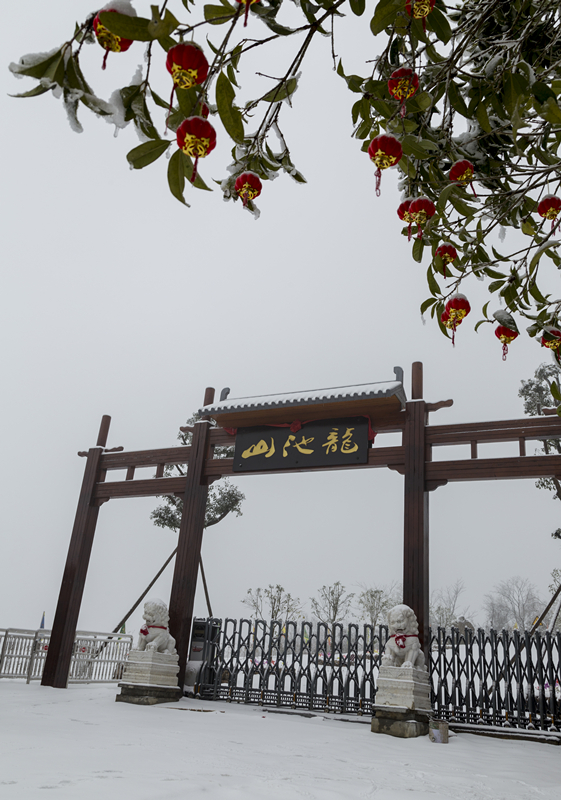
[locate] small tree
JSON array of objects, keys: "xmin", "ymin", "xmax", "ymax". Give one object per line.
[
  {"xmin": 483, "ymin": 576, "xmax": 544, "ymax": 632},
  {"xmin": 356, "ymin": 582, "xmax": 401, "ymax": 628},
  {"xmin": 430, "ymin": 579, "xmax": 471, "ymax": 630},
  {"xmin": 310, "ymin": 582, "xmax": 354, "ymax": 632},
  {"xmin": 241, "ymin": 585, "xmax": 303, "ymax": 622}
]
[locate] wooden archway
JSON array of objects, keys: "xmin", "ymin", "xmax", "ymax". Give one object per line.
[{"xmin": 42, "ymin": 362, "xmax": 561, "ymax": 689}]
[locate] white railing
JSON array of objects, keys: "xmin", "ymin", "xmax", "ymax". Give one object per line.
[{"xmin": 0, "ymin": 628, "xmax": 133, "ymax": 684}]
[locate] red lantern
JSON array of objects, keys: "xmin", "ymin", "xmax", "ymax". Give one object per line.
[
  {"xmin": 236, "ymin": 0, "xmax": 260, "ymax": 27},
  {"xmin": 541, "ymin": 327, "xmax": 561, "ymax": 352},
  {"xmin": 235, "ymin": 172, "xmax": 262, "ymax": 207},
  {"xmin": 495, "ymin": 325, "xmax": 518, "ymax": 361},
  {"xmin": 93, "ymin": 9, "xmax": 134, "ymax": 71},
  {"xmin": 449, "ymin": 159, "xmax": 476, "ymax": 196},
  {"xmin": 166, "ymin": 44, "xmax": 209, "ymax": 91},
  {"xmin": 409, "ymin": 197, "xmax": 436, "ymax": 238},
  {"xmin": 388, "ymin": 68, "xmax": 419, "ymax": 118},
  {"xmin": 537, "ymin": 195, "xmax": 561, "ymax": 230},
  {"xmin": 368, "ymin": 135, "xmax": 403, "ymax": 197},
  {"xmin": 176, "ymin": 117, "xmax": 217, "ymax": 183},
  {"xmin": 397, "ymin": 199, "xmax": 415, "ymax": 241},
  {"xmin": 441, "ymin": 294, "xmax": 470, "ymax": 345},
  {"xmin": 405, "ymin": 0, "xmax": 435, "ymax": 18},
  {"xmin": 435, "ymin": 243, "xmax": 457, "ymax": 277}
]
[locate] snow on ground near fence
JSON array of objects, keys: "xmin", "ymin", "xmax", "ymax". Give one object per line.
[{"xmin": 1, "ymin": 681, "xmax": 560, "ymax": 800}]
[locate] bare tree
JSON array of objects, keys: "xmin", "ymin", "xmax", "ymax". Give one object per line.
[
  {"xmin": 356, "ymin": 582, "xmax": 401, "ymax": 628},
  {"xmin": 483, "ymin": 576, "xmax": 544, "ymax": 632},
  {"xmin": 310, "ymin": 582, "xmax": 354, "ymax": 631},
  {"xmin": 430, "ymin": 579, "xmax": 471, "ymax": 630},
  {"xmin": 241, "ymin": 585, "xmax": 303, "ymax": 622}
]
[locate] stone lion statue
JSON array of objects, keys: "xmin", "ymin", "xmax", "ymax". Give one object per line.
[
  {"xmin": 136, "ymin": 598, "xmax": 177, "ymax": 655},
  {"xmin": 381, "ymin": 604, "xmax": 426, "ymax": 670}
]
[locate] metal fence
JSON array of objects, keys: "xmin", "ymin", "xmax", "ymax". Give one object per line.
[
  {"xmin": 0, "ymin": 628, "xmax": 133, "ymax": 684},
  {"xmin": 194, "ymin": 618, "xmax": 561, "ymax": 729}
]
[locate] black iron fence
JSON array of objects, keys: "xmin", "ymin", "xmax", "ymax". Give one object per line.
[{"xmin": 194, "ymin": 618, "xmax": 560, "ymax": 730}]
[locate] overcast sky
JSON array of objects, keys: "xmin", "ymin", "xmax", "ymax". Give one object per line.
[{"xmin": 2, "ymin": 1, "xmax": 560, "ymax": 640}]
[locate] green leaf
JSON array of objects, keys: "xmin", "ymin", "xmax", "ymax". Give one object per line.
[
  {"xmin": 262, "ymin": 77, "xmax": 298, "ymax": 104},
  {"xmin": 9, "ymin": 83, "xmax": 51, "ymax": 98},
  {"xmin": 521, "ymin": 219, "xmax": 535, "ymax": 236},
  {"xmin": 426, "ymin": 265, "xmax": 441, "ymax": 293},
  {"xmin": 492, "ymin": 309, "xmax": 517, "ymax": 330},
  {"xmin": 532, "ymin": 82, "xmax": 556, "ymax": 104},
  {"xmin": 413, "ymin": 237, "xmax": 425, "ymax": 263},
  {"xmin": 502, "ymin": 71, "xmax": 529, "ymax": 116},
  {"xmin": 216, "ymin": 72, "xmax": 244, "ymax": 143},
  {"xmin": 147, "ymin": 9, "xmax": 179, "ymax": 39},
  {"xmin": 475, "ymin": 102, "xmax": 492, "ymax": 133},
  {"xmin": 98, "ymin": 12, "xmax": 154, "ymax": 41},
  {"xmin": 420, "ymin": 297, "xmax": 437, "ymax": 314},
  {"xmin": 349, "ymin": 0, "xmax": 366, "ymax": 15},
  {"xmin": 488, "ymin": 279, "xmax": 506, "ymax": 293},
  {"xmin": 482, "ymin": 301, "xmax": 490, "ymax": 319},
  {"xmin": 127, "ymin": 139, "xmax": 171, "ymax": 169},
  {"xmin": 167, "ymin": 148, "xmax": 190, "ymax": 205},
  {"xmin": 9, "ymin": 48, "xmax": 63, "ymax": 79},
  {"xmin": 436, "ymin": 182, "xmax": 457, "ymax": 213},
  {"xmin": 425, "ymin": 7, "xmax": 452, "ymax": 44},
  {"xmin": 401, "ymin": 135, "xmax": 432, "ymax": 160},
  {"xmin": 370, "ymin": 0, "xmax": 402, "ymax": 36},
  {"xmin": 484, "ymin": 267, "xmax": 507, "ymax": 279},
  {"xmin": 447, "ymin": 81, "xmax": 469, "ymax": 117},
  {"xmin": 474, "ymin": 319, "xmax": 489, "ymax": 333},
  {"xmin": 449, "ymin": 194, "xmax": 474, "ymax": 218},
  {"xmin": 539, "ymin": 97, "xmax": 561, "ymax": 125},
  {"xmin": 176, "ymin": 86, "xmax": 200, "ymax": 118},
  {"xmin": 407, "ymin": 91, "xmax": 433, "ymax": 113},
  {"xmin": 151, "ymin": 89, "xmax": 171, "ymax": 110},
  {"xmin": 550, "ymin": 381, "xmax": 561, "ymax": 403},
  {"xmin": 204, "ymin": 4, "xmax": 236, "ymax": 24},
  {"xmin": 180, "ymin": 151, "xmax": 212, "ymax": 191}
]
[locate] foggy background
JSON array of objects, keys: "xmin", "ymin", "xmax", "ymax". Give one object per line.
[{"xmin": 1, "ymin": 1, "xmax": 559, "ymax": 639}]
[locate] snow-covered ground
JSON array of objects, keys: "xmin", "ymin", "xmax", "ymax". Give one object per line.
[{"xmin": 1, "ymin": 680, "xmax": 560, "ymax": 799}]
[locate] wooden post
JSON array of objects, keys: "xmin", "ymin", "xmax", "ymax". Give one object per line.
[
  {"xmin": 42, "ymin": 416, "xmax": 110, "ymax": 688},
  {"xmin": 403, "ymin": 366, "xmax": 429, "ymax": 659},
  {"xmin": 169, "ymin": 388, "xmax": 214, "ymax": 689}
]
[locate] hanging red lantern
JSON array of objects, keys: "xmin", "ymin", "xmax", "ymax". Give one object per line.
[
  {"xmin": 368, "ymin": 134, "xmax": 403, "ymax": 197},
  {"xmin": 166, "ymin": 44, "xmax": 209, "ymax": 91},
  {"xmin": 441, "ymin": 294, "xmax": 470, "ymax": 345},
  {"xmin": 409, "ymin": 197, "xmax": 436, "ymax": 238},
  {"xmin": 541, "ymin": 327, "xmax": 561, "ymax": 351},
  {"xmin": 537, "ymin": 195, "xmax": 561, "ymax": 230},
  {"xmin": 176, "ymin": 117, "xmax": 217, "ymax": 183},
  {"xmin": 405, "ymin": 0, "xmax": 435, "ymax": 18},
  {"xmin": 236, "ymin": 0, "xmax": 260, "ymax": 27},
  {"xmin": 235, "ymin": 172, "xmax": 262, "ymax": 207},
  {"xmin": 93, "ymin": 9, "xmax": 134, "ymax": 71},
  {"xmin": 388, "ymin": 68, "xmax": 419, "ymax": 117},
  {"xmin": 495, "ymin": 325, "xmax": 518, "ymax": 361},
  {"xmin": 435, "ymin": 243, "xmax": 457, "ymax": 278},
  {"xmin": 397, "ymin": 199, "xmax": 415, "ymax": 241},
  {"xmin": 449, "ymin": 159, "xmax": 476, "ymax": 196}
]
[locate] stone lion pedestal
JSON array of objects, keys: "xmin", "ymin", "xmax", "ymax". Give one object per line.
[
  {"xmin": 116, "ymin": 598, "xmax": 182, "ymax": 706},
  {"xmin": 371, "ymin": 665, "xmax": 431, "ymax": 738},
  {"xmin": 371, "ymin": 604, "xmax": 432, "ymax": 739}
]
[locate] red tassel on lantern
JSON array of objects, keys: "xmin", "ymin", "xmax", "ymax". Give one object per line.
[
  {"xmin": 495, "ymin": 325, "xmax": 518, "ymax": 361},
  {"xmin": 388, "ymin": 68, "xmax": 419, "ymax": 118},
  {"xmin": 176, "ymin": 117, "xmax": 217, "ymax": 183},
  {"xmin": 409, "ymin": 197, "xmax": 436, "ymax": 238},
  {"xmin": 236, "ymin": 0, "xmax": 260, "ymax": 27},
  {"xmin": 537, "ymin": 195, "xmax": 561, "ymax": 231},
  {"xmin": 441, "ymin": 294, "xmax": 470, "ymax": 345},
  {"xmin": 235, "ymin": 172, "xmax": 262, "ymax": 207},
  {"xmin": 435, "ymin": 243, "xmax": 457, "ymax": 278},
  {"xmin": 368, "ymin": 135, "xmax": 403, "ymax": 197},
  {"xmin": 93, "ymin": 9, "xmax": 134, "ymax": 70},
  {"xmin": 449, "ymin": 159, "xmax": 477, "ymax": 196},
  {"xmin": 397, "ymin": 199, "xmax": 415, "ymax": 241}
]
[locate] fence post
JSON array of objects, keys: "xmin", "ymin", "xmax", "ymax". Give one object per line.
[{"xmin": 26, "ymin": 631, "xmax": 41, "ymax": 684}]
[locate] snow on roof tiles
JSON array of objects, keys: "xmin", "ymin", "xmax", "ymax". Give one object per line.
[{"xmin": 200, "ymin": 375, "xmax": 407, "ymax": 416}]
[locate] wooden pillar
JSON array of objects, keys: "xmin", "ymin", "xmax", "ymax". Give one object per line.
[
  {"xmin": 169, "ymin": 388, "xmax": 214, "ymax": 689},
  {"xmin": 403, "ymin": 364, "xmax": 429, "ymax": 659},
  {"xmin": 42, "ymin": 416, "xmax": 110, "ymax": 688}
]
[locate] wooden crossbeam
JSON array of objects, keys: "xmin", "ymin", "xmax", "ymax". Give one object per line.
[{"xmin": 426, "ymin": 454, "xmax": 561, "ymax": 482}]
